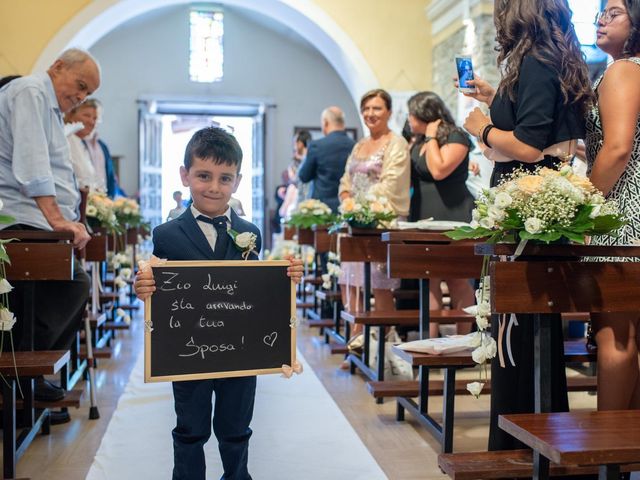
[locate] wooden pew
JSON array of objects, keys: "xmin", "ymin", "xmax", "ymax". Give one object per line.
[
  {"xmin": 0, "ymin": 230, "xmax": 76, "ymax": 479},
  {"xmin": 378, "ymin": 231, "xmax": 484, "ymax": 444},
  {"xmin": 500, "ymin": 410, "xmax": 640, "ymax": 480},
  {"xmin": 438, "ymin": 243, "xmax": 640, "ymax": 480}
]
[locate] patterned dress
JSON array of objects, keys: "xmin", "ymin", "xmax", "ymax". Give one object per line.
[
  {"xmin": 586, "ymin": 57, "xmax": 640, "ymax": 252},
  {"xmin": 339, "ymin": 141, "xmax": 402, "ymax": 290}
]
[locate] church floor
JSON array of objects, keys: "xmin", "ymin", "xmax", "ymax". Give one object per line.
[{"xmin": 7, "ymin": 307, "xmax": 598, "ymax": 480}]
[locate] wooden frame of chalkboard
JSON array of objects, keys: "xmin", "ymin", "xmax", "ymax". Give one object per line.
[{"xmin": 144, "ymin": 260, "xmax": 296, "ymax": 382}]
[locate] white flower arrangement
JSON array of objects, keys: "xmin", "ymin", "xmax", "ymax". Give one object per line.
[
  {"xmin": 113, "ymin": 196, "xmax": 146, "ymax": 229},
  {"xmin": 288, "ymin": 199, "xmax": 335, "ymax": 229},
  {"xmin": 447, "ymin": 165, "xmax": 626, "ymax": 398},
  {"xmin": 0, "ymin": 202, "xmax": 16, "ymax": 334},
  {"xmin": 322, "ymin": 251, "xmax": 342, "ymax": 289},
  {"xmin": 87, "ymin": 192, "xmax": 121, "ymax": 233},
  {"xmin": 336, "ymin": 193, "xmax": 396, "ymax": 229}
]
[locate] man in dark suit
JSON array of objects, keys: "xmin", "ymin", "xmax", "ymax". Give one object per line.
[
  {"xmin": 298, "ymin": 106, "xmax": 355, "ymax": 213},
  {"xmin": 135, "ymin": 127, "xmax": 302, "ymax": 480}
]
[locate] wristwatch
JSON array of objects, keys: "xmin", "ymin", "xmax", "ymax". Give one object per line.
[{"xmin": 424, "ymin": 136, "xmax": 435, "ymax": 143}]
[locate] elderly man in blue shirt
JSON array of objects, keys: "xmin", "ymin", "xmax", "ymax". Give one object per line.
[{"xmin": 0, "ymin": 48, "xmax": 100, "ymax": 423}]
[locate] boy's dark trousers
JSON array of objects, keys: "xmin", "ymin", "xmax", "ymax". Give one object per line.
[{"xmin": 172, "ymin": 376, "xmax": 257, "ymax": 480}]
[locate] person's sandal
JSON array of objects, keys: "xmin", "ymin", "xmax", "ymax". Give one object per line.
[{"xmin": 347, "ymin": 333, "xmax": 364, "ymax": 353}]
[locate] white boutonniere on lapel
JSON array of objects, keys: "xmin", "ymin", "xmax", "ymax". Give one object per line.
[{"xmin": 228, "ymin": 230, "xmax": 258, "ymax": 260}]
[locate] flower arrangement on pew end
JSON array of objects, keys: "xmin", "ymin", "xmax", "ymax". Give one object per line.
[
  {"xmin": 86, "ymin": 192, "xmax": 121, "ymax": 234},
  {"xmin": 113, "ymin": 196, "xmax": 149, "ymax": 231},
  {"xmin": 332, "ymin": 194, "xmax": 397, "ymax": 231},
  {"xmin": 287, "ymin": 199, "xmax": 336, "ymax": 229},
  {"xmin": 444, "ymin": 165, "xmax": 626, "ymax": 398}
]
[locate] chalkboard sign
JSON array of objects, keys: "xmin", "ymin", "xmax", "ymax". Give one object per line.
[{"xmin": 144, "ymin": 260, "xmax": 296, "ymax": 382}]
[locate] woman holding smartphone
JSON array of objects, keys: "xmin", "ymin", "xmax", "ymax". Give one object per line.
[
  {"xmin": 460, "ymin": 0, "xmax": 592, "ymax": 450},
  {"xmin": 586, "ymin": 0, "xmax": 640, "ymax": 411}
]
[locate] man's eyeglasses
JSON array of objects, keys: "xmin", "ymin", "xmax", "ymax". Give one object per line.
[{"xmin": 594, "ymin": 9, "xmax": 628, "ymax": 25}]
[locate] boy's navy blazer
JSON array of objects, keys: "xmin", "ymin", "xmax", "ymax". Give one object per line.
[{"xmin": 152, "ymin": 207, "xmax": 261, "ymax": 261}]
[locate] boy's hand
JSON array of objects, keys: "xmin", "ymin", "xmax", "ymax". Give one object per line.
[
  {"xmin": 285, "ymin": 255, "xmax": 304, "ymax": 284},
  {"xmin": 134, "ymin": 268, "xmax": 156, "ymax": 300}
]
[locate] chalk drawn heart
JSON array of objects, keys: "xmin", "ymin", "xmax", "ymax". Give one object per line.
[{"xmin": 263, "ymin": 332, "xmax": 277, "ymax": 347}]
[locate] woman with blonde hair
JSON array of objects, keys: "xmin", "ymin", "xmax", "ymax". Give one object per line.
[{"xmin": 338, "ymin": 89, "xmax": 410, "ymax": 353}]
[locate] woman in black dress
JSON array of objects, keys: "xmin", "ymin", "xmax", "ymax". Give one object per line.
[
  {"xmin": 407, "ymin": 92, "xmax": 475, "ymax": 337},
  {"xmin": 460, "ymin": 0, "xmax": 592, "ymax": 451}
]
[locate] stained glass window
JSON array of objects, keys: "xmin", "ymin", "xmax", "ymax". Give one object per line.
[{"xmin": 189, "ymin": 9, "xmax": 224, "ymax": 83}]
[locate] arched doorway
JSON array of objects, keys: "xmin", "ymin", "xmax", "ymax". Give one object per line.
[{"xmin": 33, "ymin": 0, "xmax": 378, "ymax": 110}]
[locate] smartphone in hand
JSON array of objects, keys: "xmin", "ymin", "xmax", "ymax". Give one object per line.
[{"xmin": 455, "ymin": 55, "xmax": 476, "ymax": 93}]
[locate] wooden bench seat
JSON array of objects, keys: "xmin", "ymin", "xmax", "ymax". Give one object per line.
[
  {"xmin": 79, "ymin": 346, "xmax": 112, "ymax": 360},
  {"xmin": 438, "ymin": 449, "xmax": 640, "ymax": 480},
  {"xmin": 315, "ymin": 290, "xmax": 341, "ymax": 302},
  {"xmin": 296, "ymin": 301, "xmax": 314, "ymax": 309},
  {"xmin": 0, "ymin": 389, "xmax": 84, "ymax": 410},
  {"xmin": 330, "ymin": 344, "xmax": 348, "ymax": 355},
  {"xmin": 307, "ymin": 319, "xmax": 334, "ymax": 328},
  {"xmin": 341, "ymin": 309, "xmax": 473, "ymax": 326},
  {"xmin": 0, "ymin": 351, "xmax": 70, "ymax": 377},
  {"xmin": 302, "ymin": 274, "xmax": 323, "ymax": 286},
  {"xmin": 366, "ymin": 375, "xmax": 597, "ymax": 399},
  {"xmin": 104, "ymin": 321, "xmax": 130, "ymax": 330}
]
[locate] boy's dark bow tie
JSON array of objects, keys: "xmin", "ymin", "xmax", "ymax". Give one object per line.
[{"xmin": 196, "ymin": 215, "xmax": 228, "ymax": 231}]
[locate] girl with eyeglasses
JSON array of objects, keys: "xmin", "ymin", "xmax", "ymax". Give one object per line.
[
  {"xmin": 458, "ymin": 0, "xmax": 593, "ymax": 451},
  {"xmin": 586, "ymin": 0, "xmax": 640, "ymax": 411}
]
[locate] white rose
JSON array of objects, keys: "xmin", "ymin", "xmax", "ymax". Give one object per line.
[
  {"xmin": 469, "ymin": 331, "xmax": 483, "ymax": 348},
  {"xmin": 353, "ymin": 203, "xmax": 362, "ymax": 212},
  {"xmin": 123, "ymin": 207, "xmax": 132, "ymax": 215},
  {"xmin": 591, "ymin": 194, "xmax": 605, "ymax": 205},
  {"xmin": 0, "ymin": 278, "xmax": 13, "ymax": 294},
  {"xmin": 524, "ymin": 217, "xmax": 543, "ymax": 234},
  {"xmin": 312, "ymin": 208, "xmax": 324, "ymax": 215},
  {"xmin": 119, "ymin": 268, "xmax": 132, "ymax": 280},
  {"xmin": 494, "ymin": 192, "xmax": 513, "ymax": 209},
  {"xmin": 589, "ymin": 204, "xmax": 602, "ymax": 219},
  {"xmin": 479, "ymin": 217, "xmax": 495, "ymax": 229},
  {"xmin": 86, "ymin": 205, "xmax": 98, "ymax": 217},
  {"xmin": 477, "ymin": 302, "xmax": 491, "ymax": 318},
  {"xmin": 483, "ymin": 335, "xmax": 498, "ymax": 358},
  {"xmin": 475, "ymin": 314, "xmax": 489, "ymax": 330},
  {"xmin": 466, "ymin": 381, "xmax": 485, "ymax": 398},
  {"xmin": 472, "ymin": 209, "xmax": 481, "ymax": 222},
  {"xmin": 322, "ymin": 273, "xmax": 331, "ymax": 289},
  {"xmin": 0, "ymin": 308, "xmax": 16, "ymax": 331},
  {"xmin": 488, "ymin": 206, "xmax": 505, "ymax": 222},
  {"xmin": 235, "ymin": 232, "xmax": 255, "ymax": 249},
  {"xmin": 472, "ymin": 344, "xmax": 489, "ymax": 364}
]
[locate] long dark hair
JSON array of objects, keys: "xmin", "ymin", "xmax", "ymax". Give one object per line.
[
  {"xmin": 407, "ymin": 91, "xmax": 468, "ymax": 146},
  {"xmin": 494, "ymin": 0, "xmax": 593, "ymax": 113},
  {"xmin": 623, "ymin": 0, "xmax": 640, "ymax": 56}
]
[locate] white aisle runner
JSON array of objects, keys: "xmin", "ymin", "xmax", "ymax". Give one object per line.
[{"xmin": 87, "ymin": 351, "xmax": 387, "ymax": 480}]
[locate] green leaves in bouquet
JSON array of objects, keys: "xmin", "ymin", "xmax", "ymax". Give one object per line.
[
  {"xmin": 0, "ymin": 239, "xmax": 13, "ymax": 264},
  {"xmin": 287, "ymin": 212, "xmax": 336, "ymax": 229},
  {"xmin": 443, "ymin": 226, "xmax": 493, "ymax": 241},
  {"xmin": 589, "ymin": 214, "xmax": 626, "ymax": 235}
]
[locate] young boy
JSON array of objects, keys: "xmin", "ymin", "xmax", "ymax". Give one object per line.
[{"xmin": 135, "ymin": 127, "xmax": 303, "ymax": 480}]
